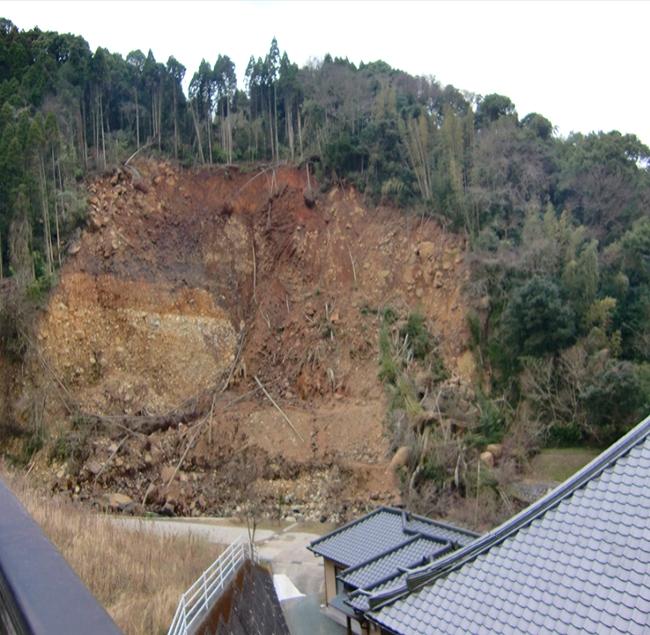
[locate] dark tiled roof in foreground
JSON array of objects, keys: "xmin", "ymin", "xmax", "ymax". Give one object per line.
[
  {"xmin": 368, "ymin": 415, "xmax": 650, "ymax": 635},
  {"xmin": 307, "ymin": 507, "xmax": 477, "ymax": 568},
  {"xmin": 347, "ymin": 573, "xmax": 408, "ymax": 612},
  {"xmin": 339, "ymin": 536, "xmax": 451, "ymax": 590}
]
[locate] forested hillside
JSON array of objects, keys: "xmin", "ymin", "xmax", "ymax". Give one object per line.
[{"xmin": 1, "ymin": 16, "xmax": 650, "ymax": 472}]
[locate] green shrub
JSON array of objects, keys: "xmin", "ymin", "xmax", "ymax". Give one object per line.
[
  {"xmin": 10, "ymin": 428, "xmax": 46, "ymax": 466},
  {"xmin": 580, "ymin": 360, "xmax": 645, "ymax": 444},
  {"xmin": 378, "ymin": 325, "xmax": 399, "ymax": 384},
  {"xmin": 430, "ymin": 350, "xmax": 449, "ymax": 385},
  {"xmin": 25, "ymin": 429, "xmax": 44, "ymax": 458},
  {"xmin": 392, "ymin": 376, "xmax": 422, "ymax": 418},
  {"xmin": 400, "ymin": 312, "xmax": 433, "ymax": 360},
  {"xmin": 49, "ymin": 429, "xmax": 90, "ymax": 471},
  {"xmin": 467, "ymin": 311, "xmax": 482, "ymax": 351},
  {"xmin": 547, "ymin": 422, "xmax": 583, "ymax": 447},
  {"xmin": 502, "ymin": 276, "xmax": 576, "ymax": 356},
  {"xmin": 25, "ymin": 273, "xmax": 54, "ymax": 304},
  {"xmin": 381, "ymin": 306, "xmax": 398, "ymax": 325},
  {"xmin": 421, "ymin": 455, "xmax": 447, "ymax": 486},
  {"xmin": 635, "ymin": 362, "xmax": 650, "ymax": 410},
  {"xmin": 321, "ymin": 321, "xmax": 335, "ymax": 340},
  {"xmin": 470, "ymin": 395, "xmax": 506, "ymax": 446},
  {"xmin": 359, "ymin": 304, "xmax": 377, "ymax": 317},
  {"xmin": 0, "ymin": 305, "xmax": 28, "ymax": 362}
]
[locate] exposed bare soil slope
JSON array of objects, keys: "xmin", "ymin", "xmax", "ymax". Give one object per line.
[{"xmin": 25, "ymin": 160, "xmax": 470, "ymax": 521}]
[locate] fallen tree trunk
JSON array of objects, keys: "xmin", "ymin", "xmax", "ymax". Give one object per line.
[
  {"xmin": 80, "ymin": 386, "xmax": 259, "ymax": 439},
  {"xmin": 79, "ymin": 392, "xmax": 210, "ymax": 437},
  {"xmin": 67, "ymin": 327, "xmax": 251, "ymax": 438}
]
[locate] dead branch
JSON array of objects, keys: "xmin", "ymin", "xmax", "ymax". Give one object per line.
[
  {"xmin": 218, "ymin": 325, "xmax": 248, "ymax": 394},
  {"xmin": 141, "ymin": 482, "xmax": 155, "ymax": 507},
  {"xmin": 226, "ymin": 162, "xmax": 286, "ymax": 206},
  {"xmin": 81, "ymin": 384, "xmax": 260, "ymax": 439},
  {"xmin": 79, "ymin": 390, "xmax": 212, "ymax": 438},
  {"xmin": 348, "ymin": 245, "xmax": 357, "ymax": 284},
  {"xmin": 21, "ymin": 328, "xmax": 76, "ymax": 415},
  {"xmin": 253, "ymin": 375, "xmax": 305, "ymax": 443},
  {"xmin": 408, "ymin": 426, "xmax": 431, "ymax": 498},
  {"xmin": 252, "ymin": 239, "xmax": 257, "ymax": 303},
  {"xmin": 80, "ymin": 326, "xmax": 251, "ymax": 438},
  {"xmin": 124, "ymin": 138, "xmax": 155, "ymax": 167},
  {"xmin": 165, "ymin": 396, "xmax": 216, "ymax": 488},
  {"xmin": 93, "ymin": 436, "xmax": 128, "ymax": 485}
]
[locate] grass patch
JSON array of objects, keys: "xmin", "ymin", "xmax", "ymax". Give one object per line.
[
  {"xmin": 381, "ymin": 306, "xmax": 398, "ymax": 325},
  {"xmin": 392, "ymin": 376, "xmax": 423, "ymax": 418},
  {"xmin": 399, "ymin": 312, "xmax": 433, "ymax": 360},
  {"xmin": 527, "ymin": 448, "xmax": 599, "ymax": 482},
  {"xmin": 469, "ymin": 394, "xmax": 505, "ymax": 447},
  {"xmin": 378, "ymin": 324, "xmax": 399, "ymax": 384}
]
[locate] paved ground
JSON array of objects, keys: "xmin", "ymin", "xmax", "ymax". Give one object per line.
[
  {"xmin": 283, "ymin": 594, "xmax": 348, "ymax": 635},
  {"xmin": 113, "ymin": 516, "xmax": 345, "ymax": 633}
]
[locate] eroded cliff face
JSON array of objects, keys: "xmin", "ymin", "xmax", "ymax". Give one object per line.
[
  {"xmin": 40, "ymin": 275, "xmax": 237, "ymax": 413},
  {"xmin": 17, "ymin": 160, "xmax": 472, "ymax": 521}
]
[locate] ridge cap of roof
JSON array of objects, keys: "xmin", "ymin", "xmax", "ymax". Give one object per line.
[
  {"xmin": 399, "ymin": 508, "xmax": 480, "ymax": 539},
  {"xmin": 367, "ymin": 413, "xmax": 650, "ymax": 613}
]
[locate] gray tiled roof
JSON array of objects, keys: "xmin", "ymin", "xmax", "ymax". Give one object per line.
[
  {"xmin": 339, "ymin": 537, "xmax": 450, "ymax": 590},
  {"xmin": 309, "ymin": 508, "xmax": 405, "ymax": 567},
  {"xmin": 308, "ymin": 507, "xmax": 477, "ymax": 568},
  {"xmin": 368, "ymin": 415, "xmax": 650, "ymax": 634},
  {"xmin": 404, "ymin": 518, "xmax": 474, "ymax": 546},
  {"xmin": 347, "ymin": 574, "xmax": 408, "ymax": 612}
]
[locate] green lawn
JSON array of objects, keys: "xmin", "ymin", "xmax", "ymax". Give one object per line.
[{"xmin": 527, "ymin": 448, "xmax": 600, "ymax": 483}]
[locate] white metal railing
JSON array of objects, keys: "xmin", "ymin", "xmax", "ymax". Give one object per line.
[{"xmin": 167, "ymin": 537, "xmax": 256, "ymax": 635}]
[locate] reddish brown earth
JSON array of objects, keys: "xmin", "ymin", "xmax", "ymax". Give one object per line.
[{"xmin": 16, "ymin": 160, "xmax": 472, "ymax": 522}]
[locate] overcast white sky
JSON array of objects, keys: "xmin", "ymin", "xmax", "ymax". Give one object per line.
[{"xmin": 4, "ymin": 1, "xmax": 650, "ymax": 146}]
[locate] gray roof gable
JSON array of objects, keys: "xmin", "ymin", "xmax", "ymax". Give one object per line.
[
  {"xmin": 308, "ymin": 508, "xmax": 406, "ymax": 568},
  {"xmin": 308, "ymin": 507, "xmax": 477, "ymax": 569},
  {"xmin": 368, "ymin": 415, "xmax": 650, "ymax": 634}
]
